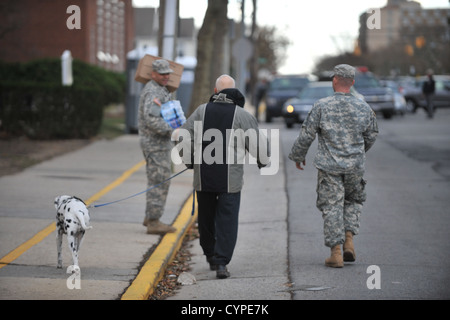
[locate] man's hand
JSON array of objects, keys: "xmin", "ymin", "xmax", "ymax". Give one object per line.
[
  {"xmin": 153, "ymin": 98, "xmax": 162, "ymax": 106},
  {"xmin": 295, "ymin": 160, "xmax": 306, "ymax": 170}
]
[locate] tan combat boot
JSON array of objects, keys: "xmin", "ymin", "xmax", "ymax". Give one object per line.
[
  {"xmin": 325, "ymin": 245, "xmax": 344, "ymax": 268},
  {"xmin": 343, "ymin": 231, "xmax": 356, "ymax": 262},
  {"xmin": 146, "ymin": 220, "xmax": 176, "ymax": 235}
]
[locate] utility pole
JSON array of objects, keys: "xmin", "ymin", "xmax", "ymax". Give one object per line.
[
  {"xmin": 250, "ymin": 0, "xmax": 258, "ymax": 118},
  {"xmin": 159, "ymin": 0, "xmax": 178, "ymax": 60},
  {"xmin": 233, "ymin": 0, "xmax": 253, "ymax": 95},
  {"xmin": 238, "ymin": 0, "xmax": 246, "ymax": 94}
]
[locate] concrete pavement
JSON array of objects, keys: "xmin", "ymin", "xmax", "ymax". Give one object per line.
[{"xmin": 0, "ymin": 135, "xmax": 194, "ymax": 300}]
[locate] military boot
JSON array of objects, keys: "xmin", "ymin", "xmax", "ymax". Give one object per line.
[
  {"xmin": 146, "ymin": 220, "xmax": 176, "ymax": 234},
  {"xmin": 143, "ymin": 216, "xmax": 149, "ymax": 227},
  {"xmin": 343, "ymin": 231, "xmax": 356, "ymax": 262},
  {"xmin": 325, "ymin": 245, "xmax": 344, "ymax": 268}
]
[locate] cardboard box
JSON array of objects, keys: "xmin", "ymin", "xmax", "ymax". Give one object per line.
[{"xmin": 134, "ymin": 55, "xmax": 184, "ymax": 92}]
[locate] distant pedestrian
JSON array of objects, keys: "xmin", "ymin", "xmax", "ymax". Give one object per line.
[
  {"xmin": 179, "ymin": 74, "xmax": 269, "ymax": 278},
  {"xmin": 422, "ymin": 69, "xmax": 436, "ymax": 118},
  {"xmin": 289, "ymin": 64, "xmax": 378, "ymax": 268},
  {"xmin": 138, "ymin": 59, "xmax": 177, "ymax": 235}
]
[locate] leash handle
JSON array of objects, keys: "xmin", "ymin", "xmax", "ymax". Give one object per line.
[{"xmin": 191, "ymin": 189, "xmax": 196, "ymax": 216}]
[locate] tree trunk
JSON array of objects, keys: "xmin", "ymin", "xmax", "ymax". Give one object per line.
[{"xmin": 187, "ymin": 0, "xmax": 228, "ymax": 116}]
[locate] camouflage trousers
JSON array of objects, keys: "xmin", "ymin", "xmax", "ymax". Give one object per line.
[
  {"xmin": 316, "ymin": 169, "xmax": 367, "ymax": 248},
  {"xmin": 142, "ymin": 147, "xmax": 172, "ymax": 221}
]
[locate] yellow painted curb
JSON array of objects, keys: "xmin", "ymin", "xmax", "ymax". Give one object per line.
[{"xmin": 121, "ymin": 192, "xmax": 198, "ymax": 300}]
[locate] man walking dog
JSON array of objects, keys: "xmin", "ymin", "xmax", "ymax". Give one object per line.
[
  {"xmin": 289, "ymin": 64, "xmax": 378, "ymax": 268},
  {"xmin": 179, "ymin": 75, "xmax": 270, "ymax": 278}
]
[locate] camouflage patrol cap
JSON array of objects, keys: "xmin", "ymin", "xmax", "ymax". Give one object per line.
[
  {"xmin": 152, "ymin": 59, "xmax": 174, "ymax": 74},
  {"xmin": 332, "ymin": 64, "xmax": 355, "ymax": 79}
]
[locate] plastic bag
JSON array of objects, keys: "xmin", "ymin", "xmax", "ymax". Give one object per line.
[{"xmin": 160, "ymin": 100, "xmax": 186, "ymax": 129}]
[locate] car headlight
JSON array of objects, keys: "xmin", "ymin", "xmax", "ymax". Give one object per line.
[{"xmin": 286, "ymin": 105, "xmax": 294, "ymax": 113}]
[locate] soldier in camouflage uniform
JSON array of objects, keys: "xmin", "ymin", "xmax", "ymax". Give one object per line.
[
  {"xmin": 289, "ymin": 64, "xmax": 378, "ymax": 268},
  {"xmin": 138, "ymin": 59, "xmax": 176, "ymax": 234}
]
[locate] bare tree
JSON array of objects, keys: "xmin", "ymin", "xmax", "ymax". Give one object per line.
[{"xmin": 188, "ymin": 0, "xmax": 228, "ymax": 115}]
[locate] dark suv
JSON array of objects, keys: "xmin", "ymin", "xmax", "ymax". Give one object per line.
[
  {"xmin": 353, "ymin": 69, "xmax": 396, "ymax": 119},
  {"xmin": 264, "ymin": 75, "xmax": 310, "ymax": 122}
]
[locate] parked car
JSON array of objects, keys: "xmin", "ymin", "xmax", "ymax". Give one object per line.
[
  {"xmin": 264, "ymin": 75, "xmax": 310, "ymax": 122},
  {"xmin": 281, "ymin": 81, "xmax": 364, "ymax": 128},
  {"xmin": 403, "ymin": 75, "xmax": 450, "ymax": 113},
  {"xmin": 353, "ymin": 69, "xmax": 396, "ymax": 119}
]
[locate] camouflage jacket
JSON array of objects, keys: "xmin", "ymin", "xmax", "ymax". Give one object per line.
[
  {"xmin": 138, "ymin": 80, "xmax": 174, "ymax": 152},
  {"xmin": 289, "ymin": 92, "xmax": 378, "ymax": 174}
]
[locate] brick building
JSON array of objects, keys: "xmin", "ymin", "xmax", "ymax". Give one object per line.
[{"xmin": 0, "ymin": 0, "xmax": 134, "ymax": 72}]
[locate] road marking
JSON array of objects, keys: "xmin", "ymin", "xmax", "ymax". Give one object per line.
[
  {"xmin": 0, "ymin": 160, "xmax": 146, "ymax": 270},
  {"xmin": 0, "ymin": 222, "xmax": 56, "ymax": 269},
  {"xmin": 85, "ymin": 160, "xmax": 146, "ymax": 206},
  {"xmin": 121, "ymin": 192, "xmax": 197, "ymax": 300}
]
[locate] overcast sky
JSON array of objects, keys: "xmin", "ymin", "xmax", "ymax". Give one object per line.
[{"xmin": 133, "ymin": 0, "xmax": 450, "ymax": 74}]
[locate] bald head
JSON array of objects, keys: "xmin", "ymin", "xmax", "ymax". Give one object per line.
[{"xmin": 215, "ymin": 74, "xmax": 236, "ymax": 93}]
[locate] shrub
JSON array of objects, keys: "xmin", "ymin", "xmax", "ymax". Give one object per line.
[{"xmin": 0, "ymin": 58, "xmax": 125, "ymax": 139}]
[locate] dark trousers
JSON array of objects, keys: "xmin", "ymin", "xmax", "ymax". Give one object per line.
[
  {"xmin": 196, "ymin": 191, "xmax": 241, "ymax": 266},
  {"xmin": 425, "ymin": 93, "xmax": 434, "ymax": 118}
]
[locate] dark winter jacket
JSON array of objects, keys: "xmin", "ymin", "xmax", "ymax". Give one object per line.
[{"xmin": 179, "ymin": 88, "xmax": 270, "ymax": 193}]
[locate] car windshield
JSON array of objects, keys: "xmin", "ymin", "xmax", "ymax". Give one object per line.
[
  {"xmin": 298, "ymin": 86, "xmax": 334, "ymax": 99},
  {"xmin": 354, "ymin": 74, "xmax": 381, "ymax": 88},
  {"xmin": 270, "ymin": 77, "xmax": 309, "ymax": 90}
]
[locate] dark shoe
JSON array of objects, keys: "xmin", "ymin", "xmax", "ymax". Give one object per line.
[
  {"xmin": 210, "ymin": 264, "xmax": 218, "ymax": 271},
  {"xmin": 206, "ymin": 257, "xmax": 218, "ymax": 271},
  {"xmin": 216, "ymin": 265, "xmax": 230, "ymax": 279}
]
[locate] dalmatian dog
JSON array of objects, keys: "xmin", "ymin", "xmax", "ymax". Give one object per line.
[{"xmin": 54, "ymin": 195, "xmax": 92, "ymax": 273}]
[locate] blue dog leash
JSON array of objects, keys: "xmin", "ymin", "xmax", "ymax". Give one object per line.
[{"xmin": 88, "ymin": 167, "xmax": 191, "ymax": 209}]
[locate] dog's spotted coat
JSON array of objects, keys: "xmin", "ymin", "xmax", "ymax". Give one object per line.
[{"xmin": 54, "ymin": 195, "xmax": 92, "ymax": 271}]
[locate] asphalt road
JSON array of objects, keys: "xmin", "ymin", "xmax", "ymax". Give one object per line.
[{"xmin": 282, "ymin": 108, "xmax": 450, "ymax": 300}]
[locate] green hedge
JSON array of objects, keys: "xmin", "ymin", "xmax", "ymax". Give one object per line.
[{"xmin": 0, "ymin": 58, "xmax": 125, "ymax": 139}]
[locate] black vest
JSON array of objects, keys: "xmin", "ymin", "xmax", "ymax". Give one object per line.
[{"xmin": 200, "ymin": 102, "xmax": 237, "ymax": 192}]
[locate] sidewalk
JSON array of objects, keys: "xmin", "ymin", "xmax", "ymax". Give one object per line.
[
  {"xmin": 0, "ymin": 135, "xmax": 194, "ymax": 300},
  {"xmin": 0, "ymin": 122, "xmax": 291, "ymax": 300}
]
